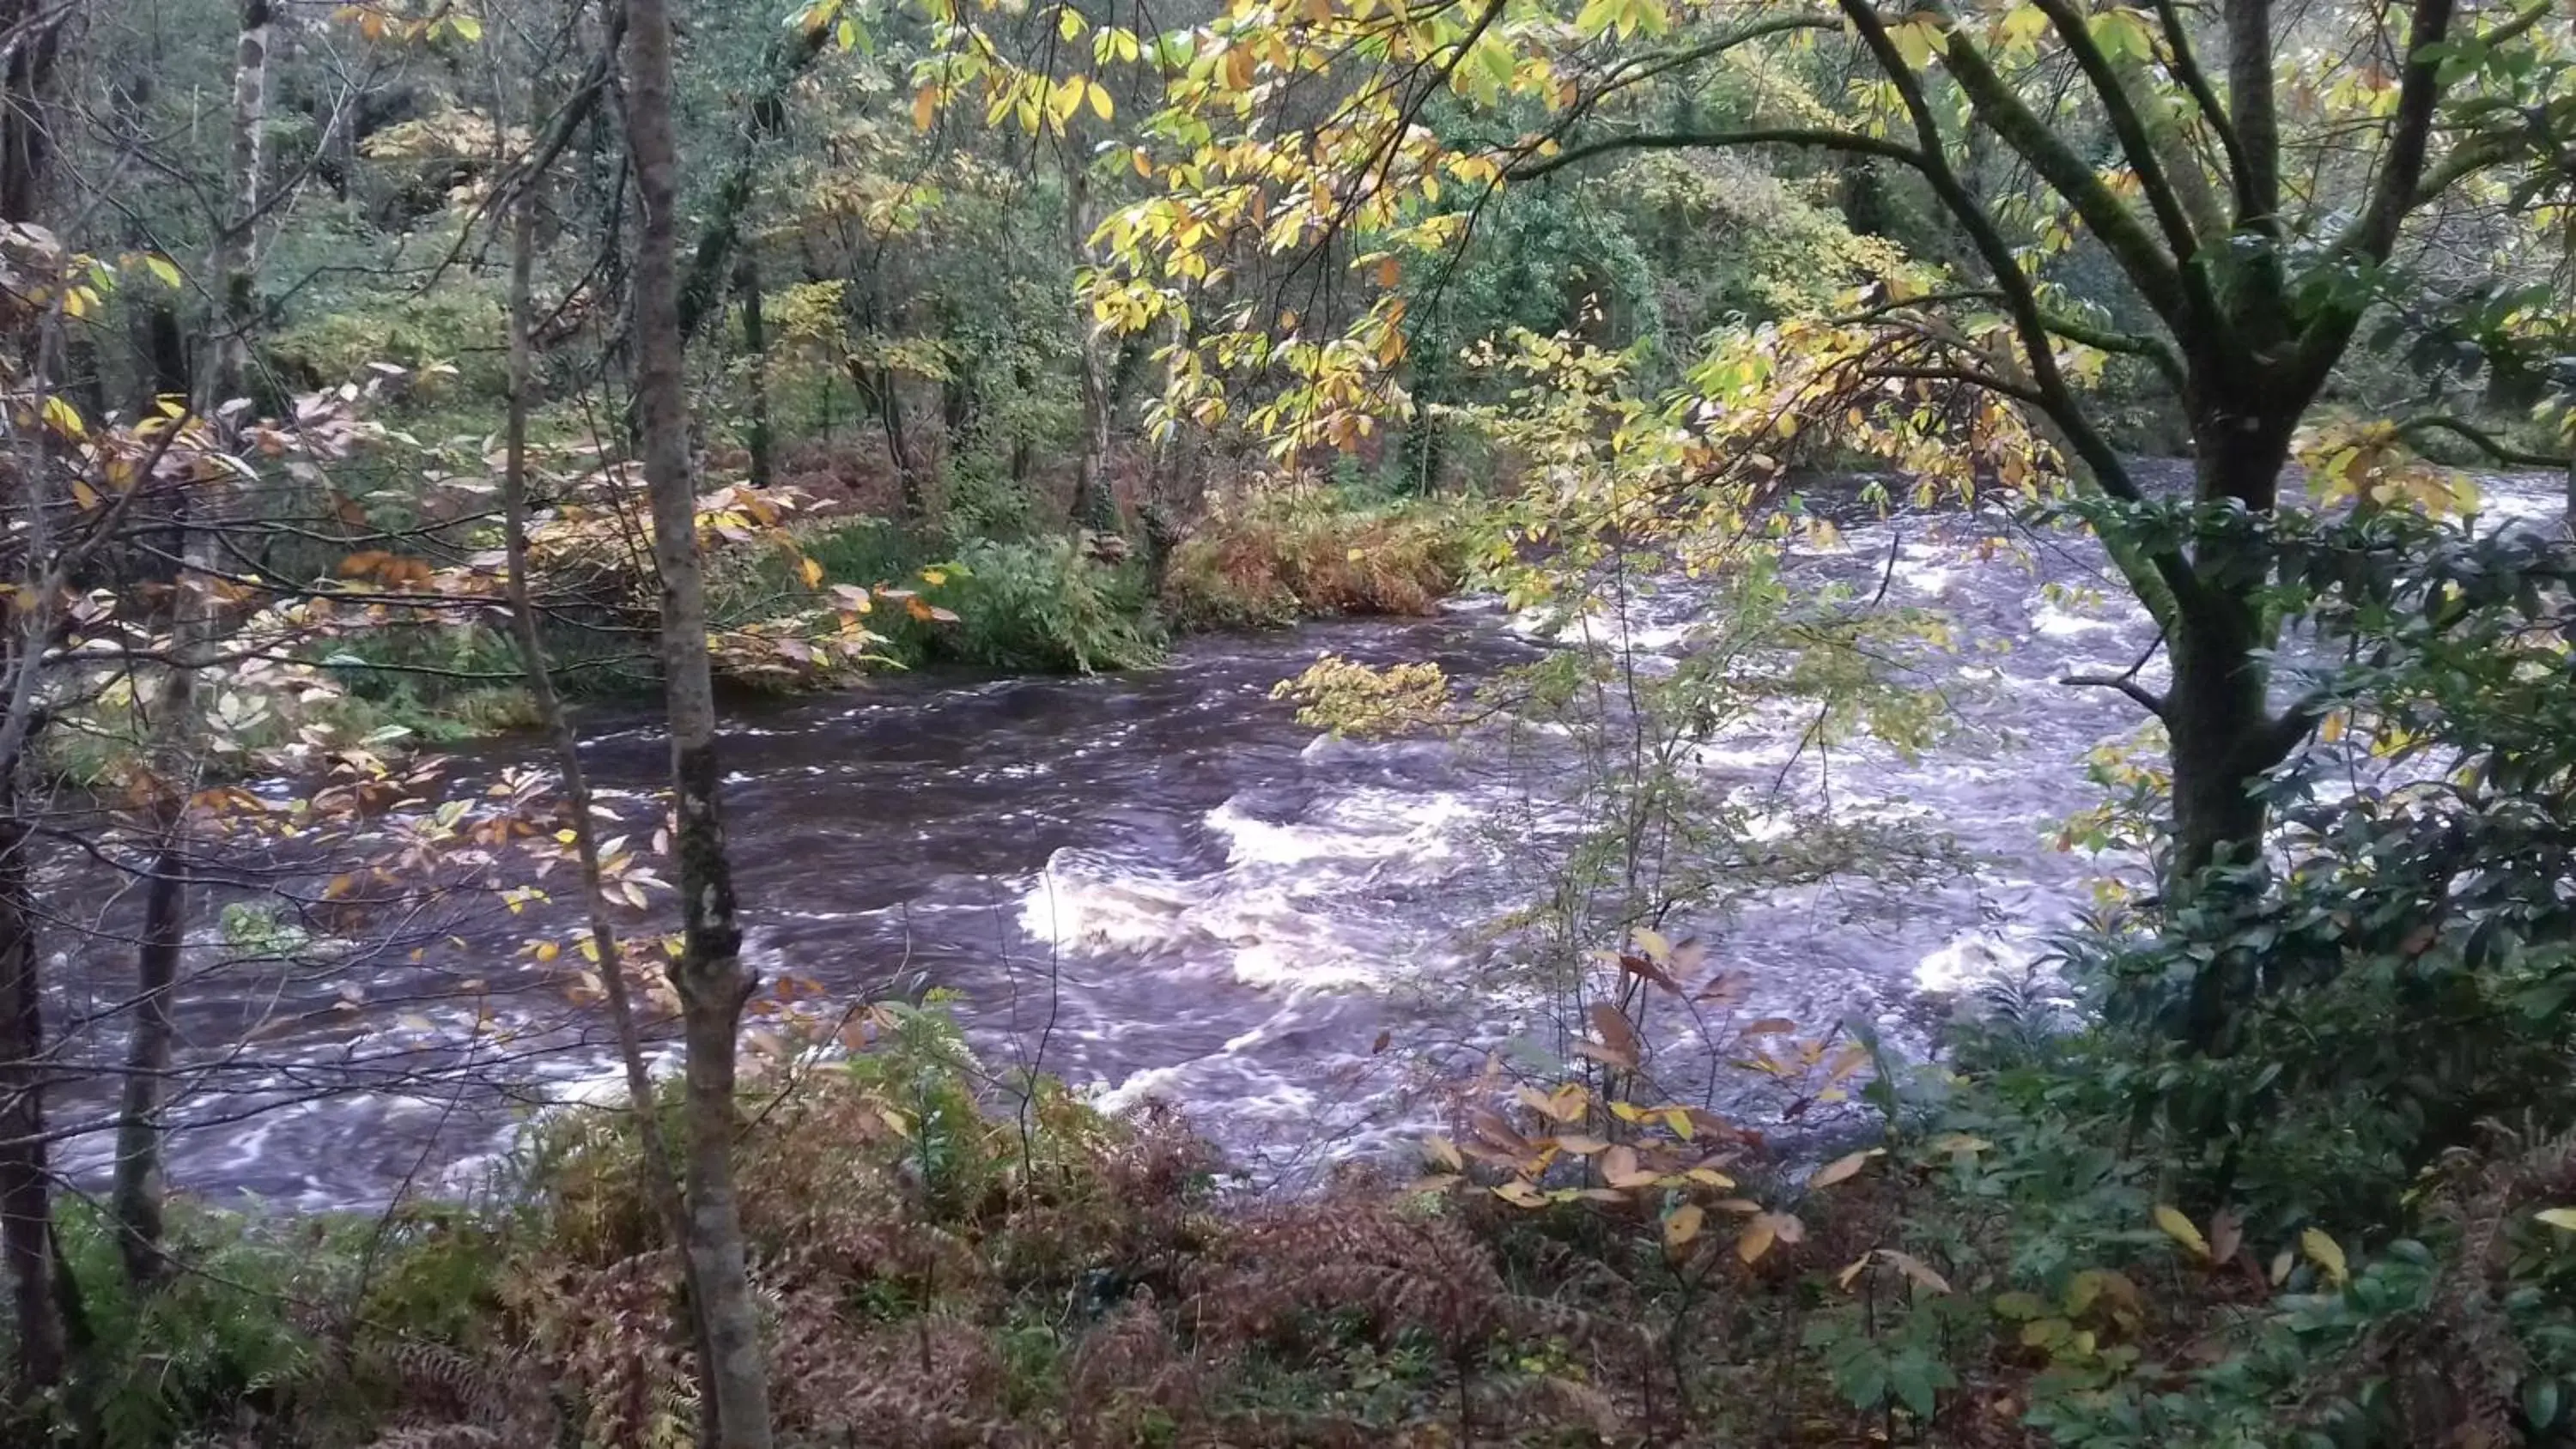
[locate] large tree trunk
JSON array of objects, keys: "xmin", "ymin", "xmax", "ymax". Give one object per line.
[
  {"xmin": 2167, "ymin": 416, "xmax": 2300, "ymax": 876},
  {"xmin": 2167, "ymin": 422, "xmax": 2312, "ymax": 1049},
  {"xmin": 623, "ymin": 1, "xmax": 775, "ymax": 1446}
]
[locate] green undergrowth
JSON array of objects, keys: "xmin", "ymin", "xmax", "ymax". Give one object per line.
[
  {"xmin": 19, "ymin": 992, "xmax": 2576, "ymax": 1448},
  {"xmin": 751, "ymin": 488, "xmax": 1480, "ymax": 676},
  {"xmin": 775, "ymin": 520, "xmax": 1167, "ymax": 674}
]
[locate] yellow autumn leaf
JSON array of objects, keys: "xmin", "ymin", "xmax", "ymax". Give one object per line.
[
  {"xmin": 534, "ymin": 940, "xmax": 561, "ymax": 963},
  {"xmin": 1422, "ymin": 1135, "xmax": 1463, "ymax": 1172},
  {"xmin": 42, "ymin": 394, "xmax": 84, "ymax": 440},
  {"xmin": 1663, "ymin": 1202, "xmax": 1703, "ymax": 1250},
  {"xmin": 2536, "ymin": 1208, "xmax": 2576, "ymax": 1231},
  {"xmin": 800, "ymin": 555, "xmax": 824, "ymax": 589},
  {"xmin": 2154, "ymin": 1204, "xmax": 2210, "ymax": 1259},
  {"xmin": 1736, "ymin": 1216, "xmax": 1777, "ymax": 1264},
  {"xmin": 2300, "ymin": 1227, "xmax": 2348, "ymax": 1287},
  {"xmin": 911, "ymin": 86, "xmax": 941, "ymax": 131},
  {"xmin": 1808, "ymin": 1148, "xmax": 1880, "ymax": 1190}
]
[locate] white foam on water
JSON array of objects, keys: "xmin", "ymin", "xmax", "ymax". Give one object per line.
[
  {"xmin": 1206, "ymin": 790, "xmax": 1473, "ymax": 870},
  {"xmin": 1913, "ymin": 930, "xmax": 2050, "ymax": 995},
  {"xmin": 2032, "ymin": 601, "xmax": 2120, "ymax": 638},
  {"xmin": 1018, "ymin": 857, "xmax": 1215, "ymax": 955}
]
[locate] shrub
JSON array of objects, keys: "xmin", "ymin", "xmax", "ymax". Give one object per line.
[{"xmin": 1161, "ymin": 491, "xmax": 1475, "ymax": 632}]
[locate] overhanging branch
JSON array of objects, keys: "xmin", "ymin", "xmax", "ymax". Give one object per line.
[
  {"xmin": 1506, "ymin": 126, "xmax": 1923, "ymax": 181},
  {"xmin": 2397, "ymin": 414, "xmax": 2573, "ymax": 470}
]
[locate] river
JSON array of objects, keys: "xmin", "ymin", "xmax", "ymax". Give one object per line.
[{"xmin": 43, "ymin": 471, "xmax": 2562, "ymax": 1210}]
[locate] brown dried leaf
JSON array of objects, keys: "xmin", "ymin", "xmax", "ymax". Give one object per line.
[
  {"xmin": 1878, "ymin": 1249, "xmax": 1952, "ymax": 1294},
  {"xmin": 2208, "ymin": 1209, "xmax": 2243, "ymax": 1264},
  {"xmin": 1588, "ymin": 1003, "xmax": 1643, "ymax": 1070}
]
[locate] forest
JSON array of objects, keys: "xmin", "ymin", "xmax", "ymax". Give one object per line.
[{"xmin": 1, "ymin": 0, "xmax": 2575, "ymax": 1442}]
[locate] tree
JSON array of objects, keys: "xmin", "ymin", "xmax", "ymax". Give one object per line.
[
  {"xmin": 0, "ymin": 0, "xmax": 72, "ymax": 1394},
  {"xmin": 918, "ymin": 0, "xmax": 2576, "ymax": 1039},
  {"xmin": 111, "ymin": 0, "xmax": 275, "ymax": 1293},
  {"xmin": 623, "ymin": 0, "xmax": 776, "ymax": 1442}
]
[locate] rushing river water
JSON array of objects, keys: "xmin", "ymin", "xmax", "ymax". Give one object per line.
[{"xmin": 43, "ymin": 470, "xmax": 2565, "ymax": 1210}]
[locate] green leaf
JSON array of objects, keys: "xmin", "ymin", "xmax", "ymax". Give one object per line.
[
  {"xmin": 1887, "ymin": 1352, "xmax": 1952, "ymax": 1419},
  {"xmin": 2527, "ymin": 1378, "xmax": 2564, "ymax": 1431},
  {"xmin": 1887, "ymin": 13, "xmax": 1947, "ymax": 67},
  {"xmin": 2087, "ymin": 8, "xmax": 2153, "ymax": 60}
]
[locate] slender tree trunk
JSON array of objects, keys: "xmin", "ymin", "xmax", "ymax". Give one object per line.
[
  {"xmin": 112, "ymin": 652, "xmax": 191, "ymax": 1289},
  {"xmin": 857, "ymin": 361, "xmax": 925, "ymax": 521},
  {"xmin": 674, "ymin": 27, "xmax": 826, "ymax": 348},
  {"xmin": 735, "ymin": 256, "xmax": 772, "ymax": 491},
  {"xmin": 623, "ymin": 2, "xmax": 775, "ymax": 1444},
  {"xmin": 114, "ymin": 0, "xmax": 270, "ymax": 1290},
  {"xmin": 500, "ymin": 170, "xmax": 720, "ymax": 1442},
  {"xmin": 0, "ymin": 0, "xmax": 64, "ymax": 1397},
  {"xmin": 0, "ymin": 794, "xmax": 57, "ymax": 1398},
  {"xmin": 0, "ymin": 0, "xmax": 60, "ymax": 227},
  {"xmin": 1065, "ymin": 156, "xmax": 1115, "ymax": 534},
  {"xmin": 206, "ymin": 1, "xmax": 270, "ymax": 414},
  {"xmin": 1008, "ymin": 360, "xmax": 1036, "ymax": 485}
]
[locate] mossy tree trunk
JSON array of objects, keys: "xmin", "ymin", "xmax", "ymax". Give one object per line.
[{"xmin": 623, "ymin": 0, "xmax": 776, "ymax": 1444}]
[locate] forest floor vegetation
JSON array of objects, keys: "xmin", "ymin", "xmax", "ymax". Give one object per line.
[{"xmin": 32, "ymin": 973, "xmax": 2576, "ymax": 1449}]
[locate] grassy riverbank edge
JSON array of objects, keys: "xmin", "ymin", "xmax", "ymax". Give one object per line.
[
  {"xmin": 35, "ymin": 994, "xmax": 2576, "ymax": 1449},
  {"xmin": 34, "ymin": 489, "xmax": 1480, "ymax": 789}
]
